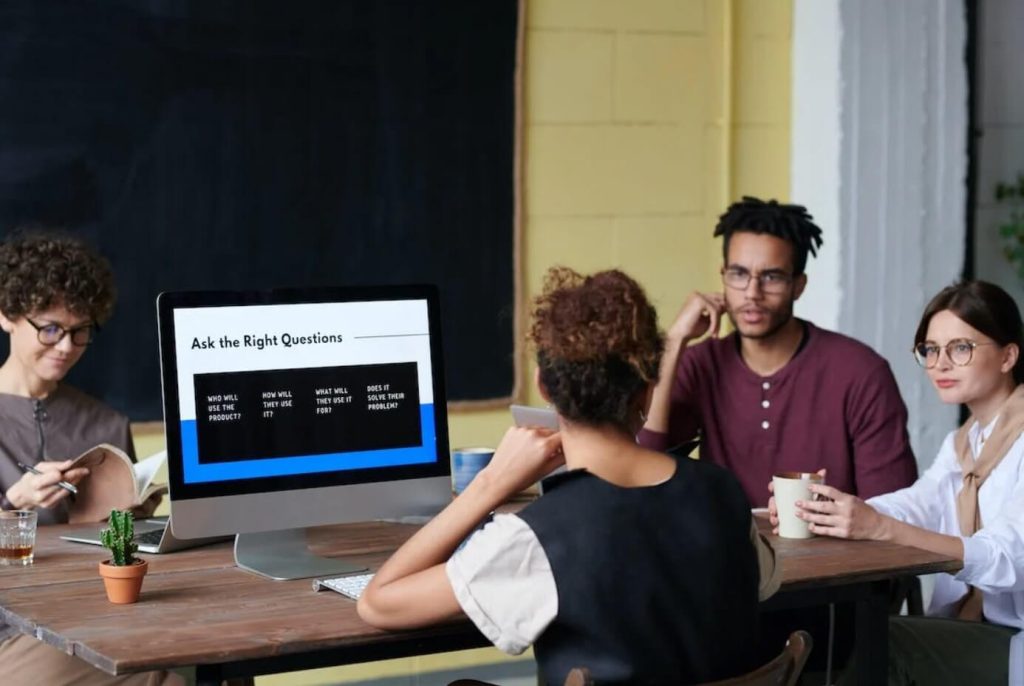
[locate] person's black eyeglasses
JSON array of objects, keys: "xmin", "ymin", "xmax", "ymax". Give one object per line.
[{"xmin": 24, "ymin": 318, "xmax": 99, "ymax": 347}]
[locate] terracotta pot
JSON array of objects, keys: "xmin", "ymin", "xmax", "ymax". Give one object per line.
[{"xmin": 98, "ymin": 558, "xmax": 148, "ymax": 604}]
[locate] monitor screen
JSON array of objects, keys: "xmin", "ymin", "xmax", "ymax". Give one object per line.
[{"xmin": 158, "ymin": 286, "xmax": 452, "ymax": 578}]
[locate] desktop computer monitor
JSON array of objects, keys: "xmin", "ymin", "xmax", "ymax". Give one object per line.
[{"xmin": 157, "ymin": 286, "xmax": 452, "ymax": 580}]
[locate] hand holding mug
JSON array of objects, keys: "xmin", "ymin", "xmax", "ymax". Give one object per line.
[
  {"xmin": 795, "ymin": 484, "xmax": 886, "ymax": 540},
  {"xmin": 770, "ymin": 470, "xmax": 831, "ymax": 540}
]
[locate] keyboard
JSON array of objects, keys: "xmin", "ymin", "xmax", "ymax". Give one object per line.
[
  {"xmin": 314, "ymin": 573, "xmax": 375, "ymax": 600},
  {"xmin": 135, "ymin": 529, "xmax": 165, "ymax": 546}
]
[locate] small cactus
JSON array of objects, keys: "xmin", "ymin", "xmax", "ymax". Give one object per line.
[{"xmin": 99, "ymin": 510, "xmax": 138, "ymax": 566}]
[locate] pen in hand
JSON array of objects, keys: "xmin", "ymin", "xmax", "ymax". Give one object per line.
[{"xmin": 16, "ymin": 461, "xmax": 79, "ymax": 496}]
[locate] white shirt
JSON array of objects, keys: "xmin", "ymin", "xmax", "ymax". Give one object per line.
[
  {"xmin": 868, "ymin": 421, "xmax": 1024, "ymax": 681},
  {"xmin": 445, "ymin": 513, "xmax": 780, "ymax": 655}
]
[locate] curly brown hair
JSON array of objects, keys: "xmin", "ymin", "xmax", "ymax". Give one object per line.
[
  {"xmin": 529, "ymin": 267, "xmax": 664, "ymax": 430},
  {"xmin": 0, "ymin": 231, "xmax": 117, "ymax": 323}
]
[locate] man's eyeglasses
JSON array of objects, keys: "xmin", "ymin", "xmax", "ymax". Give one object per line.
[
  {"xmin": 721, "ymin": 267, "xmax": 794, "ymax": 294},
  {"xmin": 912, "ymin": 339, "xmax": 998, "ymax": 369},
  {"xmin": 25, "ymin": 318, "xmax": 98, "ymax": 347}
]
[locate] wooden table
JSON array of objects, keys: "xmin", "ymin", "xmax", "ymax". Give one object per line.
[
  {"xmin": 0, "ymin": 519, "xmax": 960, "ymax": 685},
  {"xmin": 753, "ymin": 516, "xmax": 961, "ymax": 685}
]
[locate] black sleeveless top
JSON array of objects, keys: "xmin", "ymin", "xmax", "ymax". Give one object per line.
[{"xmin": 517, "ymin": 457, "xmax": 760, "ymax": 685}]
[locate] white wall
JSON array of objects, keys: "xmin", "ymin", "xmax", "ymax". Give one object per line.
[
  {"xmin": 792, "ymin": 0, "xmax": 968, "ymax": 468},
  {"xmin": 790, "ymin": 0, "xmax": 842, "ymax": 333},
  {"xmin": 973, "ymin": 0, "xmax": 1024, "ymax": 303}
]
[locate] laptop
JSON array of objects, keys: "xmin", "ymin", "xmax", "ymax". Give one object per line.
[{"xmin": 60, "ymin": 516, "xmax": 229, "ymax": 554}]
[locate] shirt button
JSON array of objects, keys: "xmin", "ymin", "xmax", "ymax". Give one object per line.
[
  {"xmin": 762, "ymin": 381, "xmax": 771, "ymax": 390},
  {"xmin": 762, "ymin": 400, "xmax": 770, "ymax": 409},
  {"xmin": 761, "ymin": 420, "xmax": 770, "ymax": 430}
]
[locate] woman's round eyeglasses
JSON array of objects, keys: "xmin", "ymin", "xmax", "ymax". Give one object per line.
[
  {"xmin": 25, "ymin": 318, "xmax": 98, "ymax": 347},
  {"xmin": 911, "ymin": 339, "xmax": 998, "ymax": 369}
]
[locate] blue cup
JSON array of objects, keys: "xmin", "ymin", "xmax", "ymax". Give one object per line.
[{"xmin": 451, "ymin": 447, "xmax": 494, "ymax": 495}]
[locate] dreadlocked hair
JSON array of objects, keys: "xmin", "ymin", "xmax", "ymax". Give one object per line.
[
  {"xmin": 714, "ymin": 196, "xmax": 824, "ymax": 275},
  {"xmin": 529, "ymin": 267, "xmax": 664, "ymax": 432}
]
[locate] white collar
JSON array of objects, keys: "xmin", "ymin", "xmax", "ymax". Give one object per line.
[{"xmin": 969, "ymin": 416, "xmax": 999, "ymax": 457}]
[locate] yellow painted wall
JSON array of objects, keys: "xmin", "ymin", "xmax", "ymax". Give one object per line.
[
  {"xmin": 133, "ymin": 1, "xmax": 793, "ymax": 683},
  {"xmin": 457, "ymin": 0, "xmax": 792, "ymax": 443}
]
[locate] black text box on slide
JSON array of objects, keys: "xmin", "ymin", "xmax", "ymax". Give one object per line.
[{"xmin": 193, "ymin": 363, "xmax": 421, "ymax": 464}]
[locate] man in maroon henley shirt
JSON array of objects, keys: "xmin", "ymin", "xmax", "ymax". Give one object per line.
[{"xmin": 638, "ymin": 197, "xmax": 917, "ymax": 507}]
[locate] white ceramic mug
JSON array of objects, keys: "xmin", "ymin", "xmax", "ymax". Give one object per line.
[{"xmin": 772, "ymin": 471, "xmax": 824, "ymax": 539}]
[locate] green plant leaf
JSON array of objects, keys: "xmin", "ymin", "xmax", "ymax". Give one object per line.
[{"xmin": 996, "ymin": 177, "xmax": 1024, "ymax": 283}]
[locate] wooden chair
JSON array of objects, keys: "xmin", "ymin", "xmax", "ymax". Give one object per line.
[
  {"xmin": 448, "ymin": 630, "xmax": 812, "ymax": 686},
  {"xmin": 705, "ymin": 630, "xmax": 813, "ymax": 686}
]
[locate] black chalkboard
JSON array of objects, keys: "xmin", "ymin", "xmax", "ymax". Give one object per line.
[{"xmin": 0, "ymin": 0, "xmax": 520, "ymax": 419}]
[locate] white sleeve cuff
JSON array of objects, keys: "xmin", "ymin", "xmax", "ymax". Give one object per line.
[
  {"xmin": 446, "ymin": 513, "xmax": 558, "ymax": 655},
  {"xmin": 447, "ymin": 550, "xmax": 521, "ymax": 653},
  {"xmin": 958, "ymin": 535, "xmax": 992, "ymax": 585}
]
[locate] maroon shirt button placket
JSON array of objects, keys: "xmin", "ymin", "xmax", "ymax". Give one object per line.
[{"xmin": 760, "ymin": 381, "xmax": 771, "ymax": 430}]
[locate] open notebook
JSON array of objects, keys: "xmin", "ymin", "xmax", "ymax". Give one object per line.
[{"xmin": 66, "ymin": 446, "xmax": 169, "ymax": 523}]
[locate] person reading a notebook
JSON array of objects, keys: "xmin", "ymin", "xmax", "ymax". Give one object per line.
[
  {"xmin": 0, "ymin": 231, "xmax": 136, "ymax": 520},
  {"xmin": 358, "ymin": 267, "xmax": 780, "ymax": 685},
  {"xmin": 778, "ymin": 281, "xmax": 1024, "ymax": 685},
  {"xmin": 0, "ymin": 230, "xmax": 179, "ymax": 686}
]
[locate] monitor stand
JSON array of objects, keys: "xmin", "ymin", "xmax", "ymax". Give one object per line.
[{"xmin": 234, "ymin": 529, "xmax": 368, "ymax": 581}]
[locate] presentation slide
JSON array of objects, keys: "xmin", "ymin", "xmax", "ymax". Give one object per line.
[{"xmin": 171, "ymin": 300, "xmax": 437, "ymax": 484}]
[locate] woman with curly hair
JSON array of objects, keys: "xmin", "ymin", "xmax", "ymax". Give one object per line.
[
  {"xmin": 0, "ymin": 231, "xmax": 179, "ymax": 686},
  {"xmin": 0, "ymin": 231, "xmax": 133, "ymax": 519},
  {"xmin": 358, "ymin": 267, "xmax": 780, "ymax": 685}
]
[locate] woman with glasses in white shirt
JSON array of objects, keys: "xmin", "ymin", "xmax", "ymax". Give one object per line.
[{"xmin": 776, "ymin": 280, "xmax": 1024, "ymax": 685}]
